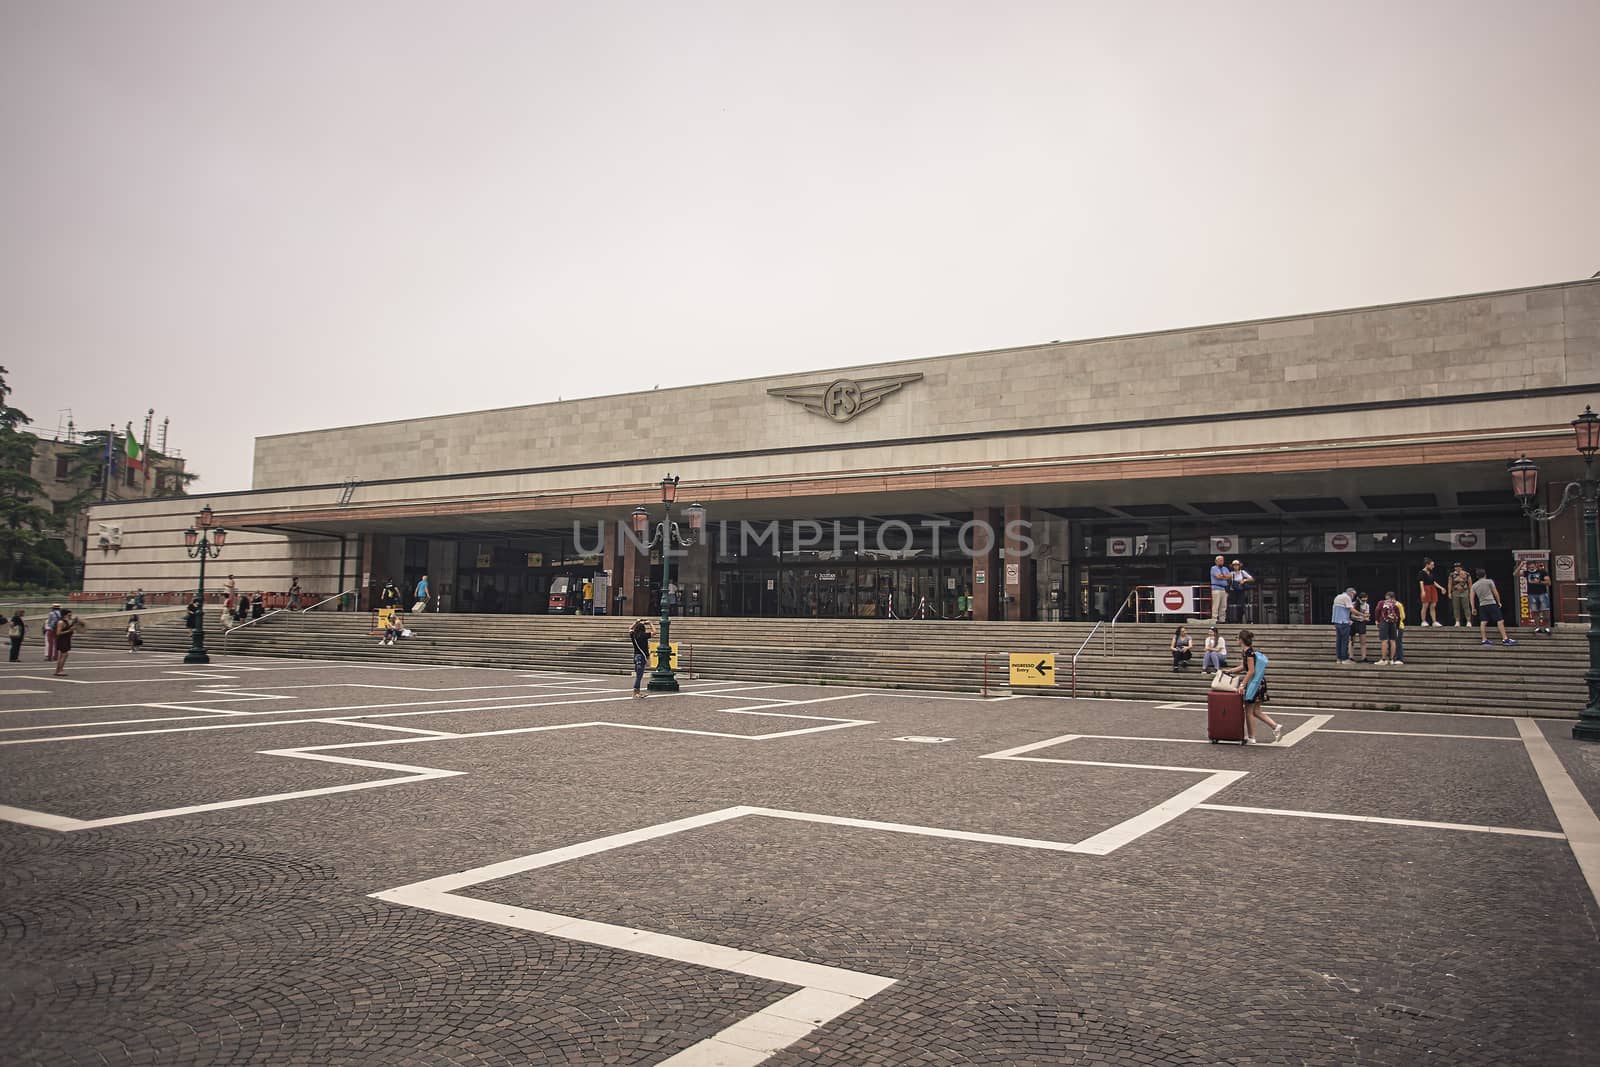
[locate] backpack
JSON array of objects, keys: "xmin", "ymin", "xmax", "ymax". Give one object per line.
[{"xmin": 1375, "ymin": 600, "xmax": 1400, "ymax": 624}]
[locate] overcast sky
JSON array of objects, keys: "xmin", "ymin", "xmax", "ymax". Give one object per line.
[{"xmin": 4, "ymin": 0, "xmax": 1597, "ymax": 493}]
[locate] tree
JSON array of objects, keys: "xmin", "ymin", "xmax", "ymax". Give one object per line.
[{"xmin": 0, "ymin": 366, "xmax": 56, "ymax": 583}]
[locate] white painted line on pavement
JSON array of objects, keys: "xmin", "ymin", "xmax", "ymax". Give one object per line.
[
  {"xmin": 1275, "ymin": 713, "xmax": 1334, "ymax": 747},
  {"xmin": 1321, "ymin": 728, "xmax": 1521, "ymax": 741},
  {"xmin": 312, "ymin": 719, "xmax": 458, "ymax": 737},
  {"xmin": 1516, "ymin": 717, "xmax": 1600, "ymax": 907},
  {"xmin": 1194, "ymin": 802, "xmax": 1567, "ymax": 840}
]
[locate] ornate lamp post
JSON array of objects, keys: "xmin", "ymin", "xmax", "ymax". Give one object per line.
[
  {"xmin": 630, "ymin": 475, "xmax": 705, "ymax": 692},
  {"xmin": 1508, "ymin": 404, "xmax": 1600, "ymax": 740},
  {"xmin": 182, "ymin": 505, "xmax": 227, "ymax": 664}
]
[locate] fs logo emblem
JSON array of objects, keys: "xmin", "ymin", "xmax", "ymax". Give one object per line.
[{"xmin": 767, "ymin": 373, "xmax": 923, "ymax": 423}]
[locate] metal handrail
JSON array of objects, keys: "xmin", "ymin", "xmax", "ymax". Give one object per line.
[
  {"xmin": 1105, "ymin": 591, "xmax": 1134, "ymax": 657},
  {"xmin": 1071, "ymin": 621, "xmax": 1104, "ymax": 699},
  {"xmin": 301, "ymin": 589, "xmax": 357, "ymax": 613},
  {"xmin": 223, "ymin": 608, "xmax": 289, "ymax": 650}
]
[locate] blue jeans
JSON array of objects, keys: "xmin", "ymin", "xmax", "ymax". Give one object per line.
[
  {"xmin": 1334, "ymin": 622, "xmax": 1351, "ymax": 661},
  {"xmin": 1203, "ymin": 651, "xmax": 1226, "ymax": 672},
  {"xmin": 633, "ymin": 652, "xmax": 647, "ymax": 691}
]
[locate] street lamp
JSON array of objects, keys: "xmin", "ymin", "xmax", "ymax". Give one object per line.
[
  {"xmin": 182, "ymin": 505, "xmax": 227, "ymax": 664},
  {"xmin": 629, "ymin": 475, "xmax": 705, "ymax": 692},
  {"xmin": 1508, "ymin": 404, "xmax": 1600, "ymax": 741}
]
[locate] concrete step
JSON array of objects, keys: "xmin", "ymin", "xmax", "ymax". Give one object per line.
[{"xmin": 72, "ymin": 613, "xmax": 1586, "ymax": 719}]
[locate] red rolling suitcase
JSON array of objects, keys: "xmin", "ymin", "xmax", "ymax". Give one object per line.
[{"xmin": 1207, "ymin": 689, "xmax": 1247, "ymax": 744}]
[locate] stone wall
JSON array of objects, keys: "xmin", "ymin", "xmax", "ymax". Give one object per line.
[{"xmin": 250, "ymin": 280, "xmax": 1599, "ymax": 491}]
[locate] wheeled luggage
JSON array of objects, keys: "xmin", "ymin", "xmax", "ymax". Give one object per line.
[{"xmin": 1207, "ymin": 689, "xmax": 1247, "ymax": 744}]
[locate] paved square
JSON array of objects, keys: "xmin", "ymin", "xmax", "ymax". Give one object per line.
[{"xmin": 3, "ymin": 649, "xmax": 1598, "ymax": 1065}]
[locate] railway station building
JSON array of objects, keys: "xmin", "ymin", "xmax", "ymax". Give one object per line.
[{"xmin": 84, "ymin": 277, "xmax": 1600, "ymax": 625}]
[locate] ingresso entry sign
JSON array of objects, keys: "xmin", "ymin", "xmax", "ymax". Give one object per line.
[{"xmin": 1009, "ymin": 653, "xmax": 1055, "ymax": 686}]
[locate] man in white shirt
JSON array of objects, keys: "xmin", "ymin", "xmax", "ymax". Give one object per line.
[{"xmin": 1332, "ymin": 587, "xmax": 1356, "ymax": 664}]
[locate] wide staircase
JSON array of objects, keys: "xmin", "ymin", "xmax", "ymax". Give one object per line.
[{"xmin": 72, "ymin": 607, "xmax": 1583, "ymax": 719}]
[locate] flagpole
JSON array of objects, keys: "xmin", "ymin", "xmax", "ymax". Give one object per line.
[
  {"xmin": 141, "ymin": 408, "xmax": 153, "ymax": 496},
  {"xmin": 102, "ymin": 424, "xmax": 113, "ymax": 502}
]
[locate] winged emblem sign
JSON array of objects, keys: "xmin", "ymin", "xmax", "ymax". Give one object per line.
[{"xmin": 767, "ymin": 373, "xmax": 924, "ymax": 423}]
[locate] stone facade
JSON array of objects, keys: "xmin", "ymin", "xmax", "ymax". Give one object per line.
[
  {"xmin": 84, "ymin": 278, "xmax": 1600, "ymax": 602},
  {"xmin": 249, "ymin": 279, "xmax": 1599, "ymax": 491}
]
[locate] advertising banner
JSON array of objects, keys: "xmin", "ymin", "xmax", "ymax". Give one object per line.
[
  {"xmin": 1450, "ymin": 529, "xmax": 1486, "ymax": 551},
  {"xmin": 1107, "ymin": 536, "xmax": 1133, "ymax": 557},
  {"xmin": 1210, "ymin": 534, "xmax": 1241, "ymax": 556},
  {"xmin": 1513, "ymin": 549, "xmax": 1550, "ymax": 626}
]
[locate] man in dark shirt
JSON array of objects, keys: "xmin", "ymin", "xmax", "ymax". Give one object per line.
[{"xmin": 1519, "ymin": 558, "xmax": 1552, "ymax": 634}]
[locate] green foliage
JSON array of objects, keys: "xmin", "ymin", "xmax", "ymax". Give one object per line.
[{"xmin": 0, "ymin": 366, "xmax": 58, "ymax": 582}]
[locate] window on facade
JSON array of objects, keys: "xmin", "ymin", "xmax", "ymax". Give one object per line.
[{"xmin": 55, "ymin": 455, "xmax": 71, "ymax": 480}]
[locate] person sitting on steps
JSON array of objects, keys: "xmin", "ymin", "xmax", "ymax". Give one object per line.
[{"xmin": 1170, "ymin": 625, "xmax": 1193, "ymax": 672}]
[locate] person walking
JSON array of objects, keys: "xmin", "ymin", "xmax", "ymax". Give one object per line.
[
  {"xmin": 7, "ymin": 609, "xmax": 25, "ymax": 661},
  {"xmin": 1417, "ymin": 558, "xmax": 1446, "ymax": 626},
  {"xmin": 45, "ymin": 603, "xmax": 62, "ymax": 661},
  {"xmin": 1170, "ymin": 625, "xmax": 1193, "ymax": 672},
  {"xmin": 629, "ymin": 618, "xmax": 653, "ymax": 698},
  {"xmin": 1373, "ymin": 590, "xmax": 1402, "ymax": 665},
  {"xmin": 126, "ymin": 614, "xmax": 142, "ymax": 651},
  {"xmin": 1209, "ymin": 555, "xmax": 1230, "ymax": 624},
  {"xmin": 1201, "ymin": 626, "xmax": 1228, "ymax": 674},
  {"xmin": 380, "ymin": 579, "xmax": 400, "ymax": 610},
  {"xmin": 413, "ymin": 574, "xmax": 430, "ymax": 613},
  {"xmin": 250, "ymin": 592, "xmax": 265, "ymax": 620},
  {"xmin": 582, "ymin": 577, "xmax": 594, "ymax": 616},
  {"xmin": 1224, "ymin": 629, "xmax": 1282, "ymax": 744},
  {"xmin": 184, "ymin": 596, "xmax": 200, "ymax": 630},
  {"xmin": 1472, "ymin": 568, "xmax": 1516, "ymax": 646},
  {"xmin": 1332, "ymin": 587, "xmax": 1356, "ymax": 664},
  {"xmin": 52, "ymin": 609, "xmax": 82, "ymax": 677},
  {"xmin": 287, "ymin": 577, "xmax": 303, "ymax": 611},
  {"xmin": 1449, "ymin": 562, "xmax": 1472, "ymax": 627}
]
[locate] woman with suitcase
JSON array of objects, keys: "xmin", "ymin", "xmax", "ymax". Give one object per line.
[{"xmin": 1226, "ymin": 629, "xmax": 1282, "ymax": 744}]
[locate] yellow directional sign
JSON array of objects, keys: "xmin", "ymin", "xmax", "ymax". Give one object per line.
[
  {"xmin": 647, "ymin": 640, "xmax": 680, "ymax": 670},
  {"xmin": 1009, "ymin": 652, "xmax": 1056, "ymax": 686}
]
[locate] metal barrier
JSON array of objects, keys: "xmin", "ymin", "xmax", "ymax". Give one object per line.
[{"xmin": 1129, "ymin": 585, "xmax": 1213, "ymax": 623}]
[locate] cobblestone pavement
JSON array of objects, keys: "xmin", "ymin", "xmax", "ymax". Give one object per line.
[{"xmin": 2, "ymin": 650, "xmax": 1598, "ymax": 1065}]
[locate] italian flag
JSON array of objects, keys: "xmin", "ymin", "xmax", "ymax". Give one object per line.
[{"xmin": 125, "ymin": 423, "xmax": 143, "ymax": 471}]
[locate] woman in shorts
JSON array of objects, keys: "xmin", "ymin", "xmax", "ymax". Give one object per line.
[
  {"xmin": 1226, "ymin": 629, "xmax": 1282, "ymax": 744},
  {"xmin": 52, "ymin": 609, "xmax": 83, "ymax": 677},
  {"xmin": 1350, "ymin": 593, "xmax": 1371, "ymax": 662}
]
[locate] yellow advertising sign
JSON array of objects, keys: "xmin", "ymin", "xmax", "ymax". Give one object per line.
[
  {"xmin": 1008, "ymin": 652, "xmax": 1056, "ymax": 686},
  {"xmin": 525, "ymin": 552, "xmax": 543, "ymax": 567},
  {"xmin": 647, "ymin": 640, "xmax": 680, "ymax": 670}
]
